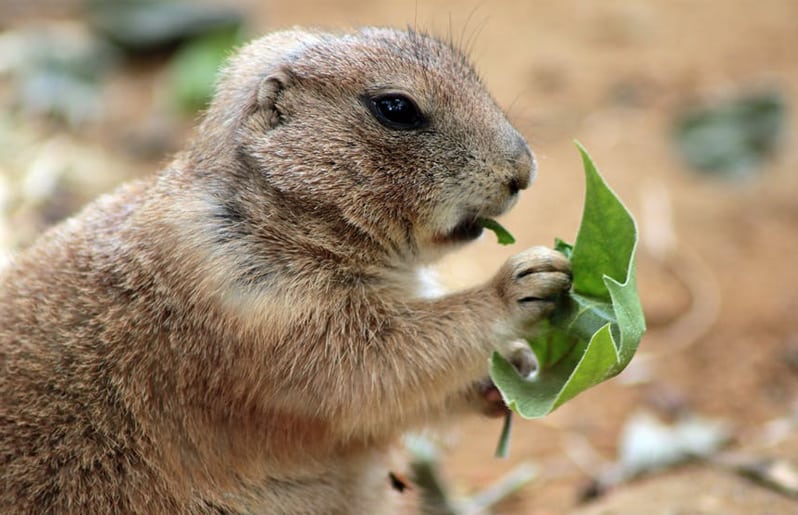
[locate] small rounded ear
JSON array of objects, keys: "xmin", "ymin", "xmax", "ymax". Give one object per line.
[{"xmin": 256, "ymin": 69, "xmax": 292, "ymax": 129}]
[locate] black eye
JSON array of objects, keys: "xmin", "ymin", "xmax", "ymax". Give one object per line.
[{"xmin": 366, "ymin": 93, "xmax": 426, "ymax": 130}]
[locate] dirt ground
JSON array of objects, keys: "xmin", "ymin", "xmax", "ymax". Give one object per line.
[{"xmin": 3, "ymin": 1, "xmax": 798, "ymax": 513}]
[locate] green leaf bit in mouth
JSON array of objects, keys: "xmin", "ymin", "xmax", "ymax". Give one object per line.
[{"xmin": 479, "ymin": 218, "xmax": 517, "ymax": 246}]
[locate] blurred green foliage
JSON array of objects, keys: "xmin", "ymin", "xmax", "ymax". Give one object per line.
[
  {"xmin": 86, "ymin": 0, "xmax": 244, "ymax": 113},
  {"xmin": 673, "ymin": 91, "xmax": 786, "ymax": 178},
  {"xmin": 87, "ymin": 0, "xmax": 242, "ymax": 53},
  {"xmin": 167, "ymin": 26, "xmax": 243, "ymax": 113}
]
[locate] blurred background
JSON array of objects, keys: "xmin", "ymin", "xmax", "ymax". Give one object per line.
[{"xmin": 2, "ymin": 1, "xmax": 797, "ymax": 513}]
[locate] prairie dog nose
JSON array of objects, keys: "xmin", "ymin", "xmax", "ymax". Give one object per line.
[{"xmin": 508, "ymin": 134, "xmax": 535, "ymax": 194}]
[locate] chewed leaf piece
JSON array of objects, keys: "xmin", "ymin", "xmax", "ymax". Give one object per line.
[
  {"xmin": 479, "ymin": 218, "xmax": 516, "ymax": 245},
  {"xmin": 490, "ymin": 142, "xmax": 645, "ymax": 419}
]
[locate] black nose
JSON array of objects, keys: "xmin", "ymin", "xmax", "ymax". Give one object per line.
[
  {"xmin": 508, "ymin": 134, "xmax": 534, "ymax": 193},
  {"xmin": 508, "ymin": 177, "xmax": 521, "ymax": 196}
]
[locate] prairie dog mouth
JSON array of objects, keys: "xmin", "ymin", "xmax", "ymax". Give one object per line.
[
  {"xmin": 448, "ymin": 218, "xmax": 484, "ymax": 242},
  {"xmin": 435, "ymin": 194, "xmax": 518, "ymax": 245},
  {"xmin": 432, "ymin": 217, "xmax": 484, "ymax": 245}
]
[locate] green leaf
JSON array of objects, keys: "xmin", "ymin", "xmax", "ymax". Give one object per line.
[
  {"xmin": 554, "ymin": 238, "xmax": 573, "ymax": 258},
  {"xmin": 490, "ymin": 141, "xmax": 645, "ymax": 419},
  {"xmin": 494, "ymin": 412, "xmax": 513, "ymax": 458},
  {"xmin": 479, "ymin": 218, "xmax": 516, "ymax": 245}
]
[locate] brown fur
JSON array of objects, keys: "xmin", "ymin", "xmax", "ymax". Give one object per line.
[{"xmin": 0, "ymin": 28, "xmax": 571, "ymax": 514}]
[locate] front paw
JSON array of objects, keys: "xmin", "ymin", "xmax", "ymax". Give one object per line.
[
  {"xmin": 494, "ymin": 246, "xmax": 572, "ymax": 334},
  {"xmin": 472, "ymin": 378, "xmax": 508, "ymax": 418}
]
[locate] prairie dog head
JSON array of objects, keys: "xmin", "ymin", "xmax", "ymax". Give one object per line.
[{"xmin": 194, "ymin": 28, "xmax": 534, "ymax": 265}]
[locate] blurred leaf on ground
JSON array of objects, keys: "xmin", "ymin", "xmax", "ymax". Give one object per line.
[
  {"xmin": 579, "ymin": 410, "xmax": 732, "ymax": 499},
  {"xmin": 673, "ymin": 90, "xmax": 786, "ymax": 178},
  {"xmin": 86, "ymin": 0, "xmax": 242, "ymax": 53},
  {"xmin": 619, "ymin": 411, "xmax": 731, "ymax": 477}
]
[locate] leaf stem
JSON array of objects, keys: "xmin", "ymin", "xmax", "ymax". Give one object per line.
[{"xmin": 495, "ymin": 411, "xmax": 513, "ymax": 458}]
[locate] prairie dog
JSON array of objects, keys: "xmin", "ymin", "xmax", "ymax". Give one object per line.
[{"xmin": 0, "ymin": 28, "xmax": 571, "ymax": 514}]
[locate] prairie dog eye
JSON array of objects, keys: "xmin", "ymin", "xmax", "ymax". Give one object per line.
[{"xmin": 366, "ymin": 93, "xmax": 426, "ymax": 130}]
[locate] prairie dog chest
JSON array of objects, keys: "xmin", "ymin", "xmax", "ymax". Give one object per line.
[{"xmin": 415, "ymin": 266, "xmax": 447, "ymax": 300}]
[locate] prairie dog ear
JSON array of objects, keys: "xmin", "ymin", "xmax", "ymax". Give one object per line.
[{"xmin": 256, "ymin": 69, "xmax": 292, "ymax": 129}]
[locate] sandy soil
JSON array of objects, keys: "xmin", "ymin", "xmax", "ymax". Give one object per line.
[{"xmin": 3, "ymin": 1, "xmax": 798, "ymax": 513}]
